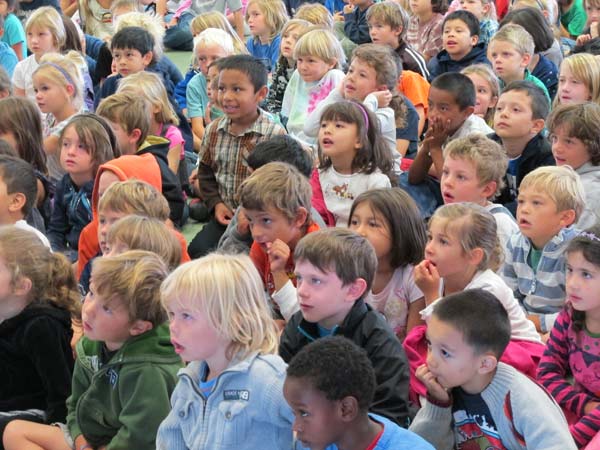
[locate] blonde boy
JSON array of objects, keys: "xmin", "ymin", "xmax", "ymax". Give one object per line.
[
  {"xmin": 502, "ymin": 166, "xmax": 585, "ymax": 334},
  {"xmin": 441, "ymin": 133, "xmax": 518, "ymax": 250},
  {"xmin": 487, "ymin": 24, "xmax": 550, "ymax": 100},
  {"xmin": 240, "ymin": 162, "xmax": 319, "ymax": 321}
]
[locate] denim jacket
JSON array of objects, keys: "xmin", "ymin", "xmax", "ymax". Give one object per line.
[{"xmin": 157, "ymin": 352, "xmax": 295, "ymax": 450}]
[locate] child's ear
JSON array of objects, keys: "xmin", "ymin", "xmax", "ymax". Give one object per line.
[
  {"xmin": 530, "ymin": 118, "xmax": 545, "ymax": 135},
  {"xmin": 478, "ymin": 353, "xmax": 498, "ymax": 375},
  {"xmin": 141, "ymin": 51, "xmax": 153, "ymax": 67},
  {"xmin": 130, "ymin": 128, "xmax": 143, "ymax": 144},
  {"xmin": 65, "ymin": 83, "xmax": 75, "ymax": 97},
  {"xmin": 293, "ymin": 207, "xmax": 309, "ymax": 229},
  {"xmin": 8, "ymin": 192, "xmax": 26, "ymax": 214},
  {"xmin": 482, "ymin": 3, "xmax": 491, "ymax": 14},
  {"xmin": 344, "ymin": 277, "xmax": 368, "ymax": 302},
  {"xmin": 470, "ymin": 34, "xmax": 479, "ymax": 46},
  {"xmin": 13, "ymin": 276, "xmax": 32, "ymax": 297},
  {"xmin": 489, "ymin": 95, "xmax": 498, "ymax": 109},
  {"xmin": 467, "ymin": 247, "xmax": 485, "ymax": 267},
  {"xmin": 339, "ymin": 396, "xmax": 360, "ymax": 422},
  {"xmin": 129, "ymin": 319, "xmax": 153, "ymax": 337},
  {"xmin": 254, "ymin": 85, "xmax": 269, "ymax": 103},
  {"xmin": 520, "ymin": 52, "xmax": 531, "ymax": 68},
  {"xmin": 461, "ymin": 105, "xmax": 475, "ymax": 119},
  {"xmin": 481, "ymin": 181, "xmax": 497, "ymax": 199},
  {"xmin": 559, "ymin": 208, "xmax": 577, "ymax": 227}
]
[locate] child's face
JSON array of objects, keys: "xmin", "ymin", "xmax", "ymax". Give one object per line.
[
  {"xmin": 166, "ymin": 299, "xmax": 229, "ymax": 362},
  {"xmin": 294, "ymin": 260, "xmax": 359, "ymax": 329},
  {"xmin": 441, "ymin": 156, "xmax": 493, "ymax": 205},
  {"xmin": 0, "ymin": 257, "xmax": 28, "ymax": 321},
  {"xmin": 206, "ymin": 65, "xmax": 220, "ymax": 102},
  {"xmin": 112, "ymin": 47, "xmax": 153, "ymax": 77},
  {"xmin": 283, "ymin": 375, "xmax": 344, "ymax": 449},
  {"xmin": 557, "ymin": 65, "xmax": 591, "ymax": 105},
  {"xmin": 280, "ymin": 26, "xmax": 302, "ymax": 61},
  {"xmin": 516, "ymin": 186, "xmax": 574, "ymax": 249},
  {"xmin": 410, "ymin": 0, "xmax": 433, "ymax": 16},
  {"xmin": 459, "ymin": 0, "xmax": 489, "ymax": 19},
  {"xmin": 428, "ymin": 86, "xmax": 473, "ymax": 135},
  {"xmin": 425, "ymin": 218, "xmax": 475, "ymax": 278},
  {"xmin": 218, "ymin": 69, "xmax": 268, "ymax": 123},
  {"xmin": 106, "ymin": 119, "xmax": 138, "ymax": 155},
  {"xmin": 27, "ymin": 26, "xmax": 57, "ymax": 58},
  {"xmin": 246, "ymin": 2, "xmax": 269, "ymax": 38},
  {"xmin": 493, "ymin": 90, "xmax": 541, "ymax": 140},
  {"xmin": 368, "ymin": 20, "xmax": 402, "ymax": 47},
  {"xmin": 550, "ymin": 125, "xmax": 590, "ymax": 170},
  {"xmin": 60, "ymin": 125, "xmax": 95, "ymax": 183},
  {"xmin": 318, "ymin": 119, "xmax": 361, "ymax": 165},
  {"xmin": 487, "ymin": 40, "xmax": 529, "ymax": 82},
  {"xmin": 585, "ymin": 1, "xmax": 600, "ymax": 25},
  {"xmin": 33, "ymin": 73, "xmax": 73, "ymax": 116},
  {"xmin": 348, "ymin": 201, "xmax": 393, "ymax": 263},
  {"xmin": 104, "ymin": 239, "xmax": 129, "ymax": 257},
  {"xmin": 196, "ymin": 43, "xmax": 230, "ymax": 76},
  {"xmin": 243, "ymin": 206, "xmax": 305, "ymax": 249},
  {"xmin": 465, "ymin": 72, "xmax": 497, "ymax": 119},
  {"xmin": 566, "ymin": 250, "xmax": 600, "ymax": 314},
  {"xmin": 0, "ymin": 176, "xmax": 22, "ymax": 225},
  {"xmin": 343, "ymin": 58, "xmax": 382, "ymax": 102},
  {"xmin": 0, "ymin": 0, "xmax": 10, "ymax": 15},
  {"xmin": 425, "ymin": 315, "xmax": 485, "ymax": 392},
  {"xmin": 443, "ymin": 19, "xmax": 478, "ymax": 61},
  {"xmin": 98, "ymin": 207, "xmax": 127, "ymax": 255},
  {"xmin": 297, "ymin": 55, "xmax": 336, "ymax": 83}
]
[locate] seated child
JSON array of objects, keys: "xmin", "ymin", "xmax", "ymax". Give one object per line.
[
  {"xmin": 188, "ymin": 55, "xmax": 286, "ymax": 259},
  {"xmin": 0, "ymin": 227, "xmax": 78, "ymax": 440},
  {"xmin": 343, "ymin": 0, "xmax": 375, "ymax": 45},
  {"xmin": 553, "ymin": 53, "xmax": 600, "ymax": 107},
  {"xmin": 157, "ymin": 253, "xmax": 295, "ymax": 449},
  {"xmin": 0, "ymin": 17, "xmax": 17, "ymax": 78},
  {"xmin": 538, "ymin": 226, "xmax": 600, "ymax": 449},
  {"xmin": 547, "ymin": 102, "xmax": 600, "ymax": 229},
  {"xmin": 240, "ymin": 162, "xmax": 320, "ymax": 321},
  {"xmin": 0, "ymin": 0, "xmax": 25, "ymax": 61},
  {"xmin": 47, "ymin": 115, "xmax": 117, "ymax": 262},
  {"xmin": 404, "ymin": 72, "xmax": 492, "ymax": 218},
  {"xmin": 441, "ymin": 133, "xmax": 518, "ymax": 251},
  {"xmin": 491, "ymin": 81, "xmax": 554, "ymax": 215},
  {"xmin": 459, "ymin": 0, "xmax": 498, "ymax": 42},
  {"xmin": 559, "ymin": 0, "xmax": 586, "ymax": 38},
  {"xmin": 96, "ymin": 92, "xmax": 185, "ymax": 227},
  {"xmin": 245, "ymin": 0, "xmax": 289, "ymax": 73},
  {"xmin": 427, "ymin": 10, "xmax": 490, "ymax": 80},
  {"xmin": 461, "ymin": 63, "xmax": 499, "ymax": 126},
  {"xmin": 280, "ymin": 228, "xmax": 413, "ymax": 426},
  {"xmin": 3, "ymin": 250, "xmax": 184, "ymax": 450},
  {"xmin": 502, "ymin": 165, "xmax": 585, "ymax": 334},
  {"xmin": 409, "ymin": 288, "xmax": 577, "ymax": 450},
  {"xmin": 284, "ymin": 336, "xmax": 434, "ymax": 450},
  {"xmin": 487, "ymin": 23, "xmax": 551, "ymax": 101},
  {"xmin": 0, "ymin": 155, "xmax": 50, "ymax": 247},
  {"xmin": 348, "ymin": 188, "xmax": 427, "ymax": 341},
  {"xmin": 406, "ymin": 0, "xmax": 447, "ymax": 61},
  {"xmin": 367, "ymin": 1, "xmax": 429, "ymax": 79}
]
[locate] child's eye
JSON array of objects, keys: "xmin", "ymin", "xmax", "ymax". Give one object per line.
[
  {"xmin": 441, "ymin": 349, "xmax": 451, "ymax": 358},
  {"xmin": 102, "ymin": 305, "xmax": 112, "ymax": 314},
  {"xmin": 182, "ymin": 312, "xmax": 193, "ymax": 320},
  {"xmin": 299, "ymin": 410, "xmax": 310, "ymax": 418},
  {"xmin": 311, "ymin": 278, "xmax": 322, "ymax": 285},
  {"xmin": 368, "ymin": 220, "xmax": 379, "ymax": 228},
  {"xmin": 583, "ymin": 271, "xmax": 593, "ymax": 279},
  {"xmin": 295, "ymin": 274, "xmax": 303, "ymax": 283},
  {"xmin": 349, "ymin": 218, "xmax": 359, "ymax": 226},
  {"xmin": 262, "ymin": 218, "xmax": 272, "ymax": 225}
]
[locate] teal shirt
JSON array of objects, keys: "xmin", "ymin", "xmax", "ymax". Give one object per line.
[{"xmin": 561, "ymin": 0, "xmax": 587, "ymax": 37}]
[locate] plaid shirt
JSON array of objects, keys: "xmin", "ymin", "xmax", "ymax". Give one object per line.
[
  {"xmin": 406, "ymin": 13, "xmax": 445, "ymax": 61},
  {"xmin": 197, "ymin": 109, "xmax": 285, "ymax": 211}
]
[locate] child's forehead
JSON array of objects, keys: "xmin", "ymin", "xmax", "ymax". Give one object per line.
[
  {"xmin": 498, "ymin": 89, "xmax": 532, "ymax": 108},
  {"xmin": 489, "ymin": 39, "xmax": 519, "ymax": 52},
  {"xmin": 444, "ymin": 18, "xmax": 469, "ymax": 29},
  {"xmin": 218, "ymin": 68, "xmax": 253, "ymax": 84},
  {"xmin": 112, "ymin": 46, "xmax": 142, "ymax": 54},
  {"xmin": 429, "ymin": 86, "xmax": 460, "ymax": 106}
]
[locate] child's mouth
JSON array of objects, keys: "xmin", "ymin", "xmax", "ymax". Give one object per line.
[
  {"xmin": 171, "ymin": 341, "xmax": 185, "ymax": 354},
  {"xmin": 321, "ymin": 138, "xmax": 333, "ymax": 146}
]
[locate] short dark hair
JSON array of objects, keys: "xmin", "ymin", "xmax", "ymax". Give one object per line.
[
  {"xmin": 431, "ymin": 72, "xmax": 476, "ymax": 109},
  {"xmin": 0, "ymin": 155, "xmax": 37, "ymax": 216},
  {"xmin": 443, "ymin": 10, "xmax": 480, "ymax": 37},
  {"xmin": 286, "ymin": 336, "xmax": 376, "ymax": 411},
  {"xmin": 247, "ymin": 135, "xmax": 313, "ymax": 177},
  {"xmin": 431, "ymin": 0, "xmax": 449, "ymax": 14},
  {"xmin": 501, "ymin": 80, "xmax": 549, "ymax": 120},
  {"xmin": 111, "ymin": 26, "xmax": 155, "ymax": 63},
  {"xmin": 500, "ymin": 8, "xmax": 553, "ymax": 53},
  {"xmin": 217, "ymin": 54, "xmax": 268, "ymax": 92},
  {"xmin": 432, "ymin": 289, "xmax": 511, "ymax": 358}
]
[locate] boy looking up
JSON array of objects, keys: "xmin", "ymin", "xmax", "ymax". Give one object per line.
[
  {"xmin": 487, "ymin": 24, "xmax": 550, "ymax": 101},
  {"xmin": 409, "ymin": 288, "xmax": 576, "ymax": 450},
  {"xmin": 502, "ymin": 166, "xmax": 585, "ymax": 335},
  {"xmin": 491, "ymin": 81, "xmax": 554, "ymax": 215},
  {"xmin": 240, "ymin": 162, "xmax": 319, "ymax": 322},
  {"xmin": 427, "ymin": 10, "xmax": 490, "ymax": 80},
  {"xmin": 188, "ymin": 54, "xmax": 286, "ymax": 259},
  {"xmin": 280, "ymin": 228, "xmax": 412, "ymax": 426},
  {"xmin": 284, "ymin": 336, "xmax": 434, "ymax": 450}
]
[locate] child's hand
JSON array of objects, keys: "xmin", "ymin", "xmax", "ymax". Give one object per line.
[
  {"xmin": 372, "ymin": 89, "xmax": 392, "ymax": 108},
  {"xmin": 237, "ymin": 209, "xmax": 250, "ymax": 237},
  {"xmin": 166, "ymin": 16, "xmax": 178, "ymax": 28},
  {"xmin": 267, "ymin": 239, "xmax": 291, "ymax": 274},
  {"xmin": 423, "ymin": 116, "xmax": 451, "ymax": 148},
  {"xmin": 74, "ymin": 435, "xmax": 92, "ymax": 450},
  {"xmin": 414, "ymin": 259, "xmax": 441, "ymax": 305},
  {"xmin": 333, "ymin": 11, "xmax": 345, "ymax": 21},
  {"xmin": 416, "ymin": 364, "xmax": 451, "ymax": 404},
  {"xmin": 592, "ymin": 22, "xmax": 599, "ymax": 38},
  {"xmin": 585, "ymin": 401, "xmax": 600, "ymax": 414},
  {"xmin": 343, "ymin": 3, "xmax": 355, "ymax": 13},
  {"xmin": 215, "ymin": 202, "xmax": 234, "ymax": 225},
  {"xmin": 576, "ymin": 33, "xmax": 592, "ymax": 45}
]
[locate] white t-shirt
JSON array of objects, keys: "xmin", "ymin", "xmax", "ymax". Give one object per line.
[
  {"xmin": 12, "ymin": 54, "xmax": 39, "ymax": 100},
  {"xmin": 15, "ymin": 219, "xmax": 51, "ymax": 249},
  {"xmin": 365, "ymin": 265, "xmax": 423, "ymax": 339},
  {"xmin": 485, "ymin": 202, "xmax": 519, "ymax": 256}
]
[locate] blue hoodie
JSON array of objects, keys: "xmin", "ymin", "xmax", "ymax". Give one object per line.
[{"xmin": 427, "ymin": 42, "xmax": 490, "ymax": 81}]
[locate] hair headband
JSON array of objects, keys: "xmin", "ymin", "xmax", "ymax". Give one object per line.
[
  {"xmin": 579, "ymin": 231, "xmax": 600, "ymax": 242},
  {"xmin": 40, "ymin": 62, "xmax": 77, "ymax": 95},
  {"xmin": 353, "ymin": 101, "xmax": 369, "ymax": 133}
]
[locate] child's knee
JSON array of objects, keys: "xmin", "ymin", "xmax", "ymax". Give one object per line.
[{"xmin": 3, "ymin": 420, "xmax": 27, "ymax": 448}]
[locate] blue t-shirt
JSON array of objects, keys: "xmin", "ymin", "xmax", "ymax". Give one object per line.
[
  {"xmin": 199, "ymin": 364, "xmax": 217, "ymax": 397},
  {"xmin": 246, "ymin": 34, "xmax": 281, "ymax": 73},
  {"xmin": 0, "ymin": 42, "xmax": 18, "ymax": 77},
  {"xmin": 396, "ymin": 96, "xmax": 420, "ymax": 159},
  {"xmin": 1, "ymin": 13, "xmax": 26, "ymax": 59}
]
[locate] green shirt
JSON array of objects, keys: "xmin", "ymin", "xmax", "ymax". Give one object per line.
[{"xmin": 561, "ymin": 0, "xmax": 587, "ymax": 37}]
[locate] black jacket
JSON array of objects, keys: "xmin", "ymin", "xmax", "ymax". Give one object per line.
[
  {"xmin": 0, "ymin": 304, "xmax": 74, "ymax": 421},
  {"xmin": 427, "ymin": 42, "xmax": 490, "ymax": 81},
  {"xmin": 280, "ymin": 300, "xmax": 413, "ymax": 427},
  {"xmin": 489, "ymin": 132, "xmax": 555, "ymax": 216}
]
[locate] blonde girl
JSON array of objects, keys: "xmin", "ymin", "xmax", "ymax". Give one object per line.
[
  {"xmin": 403, "ymin": 202, "xmax": 543, "ymax": 401},
  {"xmin": 190, "ymin": 11, "xmax": 248, "ymax": 54},
  {"xmin": 264, "ymin": 18, "xmax": 310, "ymax": 114},
  {"xmin": 281, "ymin": 28, "xmax": 345, "ymax": 147},
  {"xmin": 33, "ymin": 51, "xmax": 85, "ymax": 184},
  {"xmin": 462, "ymin": 63, "xmax": 499, "ymax": 125},
  {"xmin": 118, "ymin": 71, "xmax": 184, "ymax": 175},
  {"xmin": 245, "ymin": 0, "xmax": 289, "ymax": 72},
  {"xmin": 157, "ymin": 253, "xmax": 295, "ymax": 449},
  {"xmin": 47, "ymin": 114, "xmax": 118, "ymax": 261},
  {"xmin": 77, "ymin": 0, "xmax": 115, "ymax": 41},
  {"xmin": 13, "ymin": 7, "xmax": 66, "ymax": 99},
  {"xmin": 554, "ymin": 53, "xmax": 600, "ymax": 107},
  {"xmin": 348, "ymin": 188, "xmax": 427, "ymax": 340},
  {"xmin": 0, "ymin": 226, "xmax": 80, "ymax": 436}
]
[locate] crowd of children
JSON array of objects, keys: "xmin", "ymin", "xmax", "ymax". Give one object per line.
[{"xmin": 1, "ymin": 0, "xmax": 600, "ymax": 447}]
